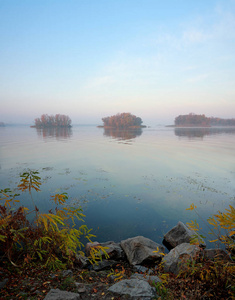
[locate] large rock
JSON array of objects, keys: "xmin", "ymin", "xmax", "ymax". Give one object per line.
[
  {"xmin": 85, "ymin": 241, "xmax": 124, "ymax": 261},
  {"xmin": 131, "ymin": 273, "xmax": 161, "ymax": 284},
  {"xmin": 163, "ymin": 221, "xmax": 206, "ymax": 250},
  {"xmin": 204, "ymin": 248, "xmax": 231, "ymax": 261},
  {"xmin": 85, "ymin": 241, "xmax": 100, "ymax": 257},
  {"xmin": 108, "ymin": 279, "xmax": 155, "ymax": 298},
  {"xmin": 44, "ymin": 288, "xmax": 80, "ymax": 300},
  {"xmin": 163, "ymin": 243, "xmax": 200, "ymax": 274},
  {"xmin": 120, "ymin": 236, "xmax": 165, "ymax": 265},
  {"xmin": 99, "ymin": 241, "xmax": 125, "ymax": 260},
  {"xmin": 91, "ymin": 259, "xmax": 118, "ymax": 271}
]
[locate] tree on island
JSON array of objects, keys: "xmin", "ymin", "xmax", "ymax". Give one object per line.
[
  {"xmin": 34, "ymin": 114, "xmax": 72, "ymax": 128},
  {"xmin": 175, "ymin": 113, "xmax": 210, "ymax": 127},
  {"xmin": 175, "ymin": 113, "xmax": 235, "ymax": 127},
  {"xmin": 101, "ymin": 112, "xmax": 144, "ymax": 128},
  {"xmin": 209, "ymin": 116, "xmax": 235, "ymax": 126}
]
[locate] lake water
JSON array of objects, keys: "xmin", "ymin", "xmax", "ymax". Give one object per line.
[{"xmin": 0, "ymin": 125, "xmax": 234, "ymax": 246}]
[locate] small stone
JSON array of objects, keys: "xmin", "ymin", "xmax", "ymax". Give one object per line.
[
  {"xmin": 62, "ymin": 269, "xmax": 73, "ymax": 277},
  {"xmin": 0, "ymin": 278, "xmax": 8, "ymax": 289},
  {"xmin": 134, "ymin": 265, "xmax": 149, "ymax": 273},
  {"xmin": 75, "ymin": 283, "xmax": 86, "ymax": 293}
]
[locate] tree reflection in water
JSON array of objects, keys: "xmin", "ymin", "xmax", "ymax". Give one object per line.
[
  {"xmin": 174, "ymin": 127, "xmax": 235, "ymax": 139},
  {"xmin": 36, "ymin": 127, "xmax": 72, "ymax": 140},
  {"xmin": 103, "ymin": 127, "xmax": 143, "ymax": 142}
]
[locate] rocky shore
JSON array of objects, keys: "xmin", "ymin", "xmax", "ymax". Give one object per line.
[{"xmin": 0, "ymin": 221, "xmax": 231, "ymax": 299}]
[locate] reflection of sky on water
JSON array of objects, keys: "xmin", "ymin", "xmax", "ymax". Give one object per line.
[{"xmin": 0, "ymin": 125, "xmax": 234, "ymax": 245}]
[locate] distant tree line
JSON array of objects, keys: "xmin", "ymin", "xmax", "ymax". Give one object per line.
[
  {"xmin": 102, "ymin": 113, "xmax": 143, "ymax": 128},
  {"xmin": 34, "ymin": 114, "xmax": 72, "ymax": 128},
  {"xmin": 175, "ymin": 113, "xmax": 235, "ymax": 127},
  {"xmin": 209, "ymin": 117, "xmax": 235, "ymax": 126}
]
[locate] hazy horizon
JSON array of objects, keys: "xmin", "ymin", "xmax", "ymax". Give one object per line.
[{"xmin": 1, "ymin": 1, "xmax": 235, "ymax": 126}]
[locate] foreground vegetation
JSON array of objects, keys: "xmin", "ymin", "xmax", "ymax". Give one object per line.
[
  {"xmin": 0, "ymin": 171, "xmax": 234, "ymax": 299},
  {"xmin": 0, "ymin": 170, "xmax": 106, "ymax": 271}
]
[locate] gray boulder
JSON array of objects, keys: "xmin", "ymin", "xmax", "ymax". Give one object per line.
[
  {"xmin": 131, "ymin": 273, "xmax": 161, "ymax": 284},
  {"xmin": 108, "ymin": 278, "xmax": 155, "ymax": 298},
  {"xmin": 44, "ymin": 288, "xmax": 80, "ymax": 300},
  {"xmin": 204, "ymin": 248, "xmax": 231, "ymax": 261},
  {"xmin": 75, "ymin": 254, "xmax": 89, "ymax": 268},
  {"xmin": 163, "ymin": 243, "xmax": 200, "ymax": 274},
  {"xmin": 163, "ymin": 221, "xmax": 206, "ymax": 250},
  {"xmin": 120, "ymin": 236, "xmax": 165, "ymax": 265},
  {"xmin": 99, "ymin": 241, "xmax": 125, "ymax": 260},
  {"xmin": 85, "ymin": 241, "xmax": 100, "ymax": 257},
  {"xmin": 91, "ymin": 259, "xmax": 118, "ymax": 271},
  {"xmin": 85, "ymin": 241, "xmax": 124, "ymax": 261}
]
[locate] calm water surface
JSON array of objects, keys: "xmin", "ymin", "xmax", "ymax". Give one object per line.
[{"xmin": 0, "ymin": 125, "xmax": 234, "ymax": 245}]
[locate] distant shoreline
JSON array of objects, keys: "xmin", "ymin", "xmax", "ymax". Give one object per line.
[
  {"xmin": 166, "ymin": 125, "xmax": 235, "ymax": 128},
  {"xmin": 30, "ymin": 125, "xmax": 72, "ymax": 128},
  {"xmin": 97, "ymin": 125, "xmax": 147, "ymax": 129}
]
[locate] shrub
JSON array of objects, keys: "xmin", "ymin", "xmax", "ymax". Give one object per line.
[
  {"xmin": 176, "ymin": 203, "xmax": 235, "ymax": 299},
  {"xmin": 186, "ymin": 203, "xmax": 235, "ymax": 258},
  {"xmin": 0, "ymin": 170, "xmax": 101, "ymax": 270},
  {"xmin": 154, "ymin": 204, "xmax": 235, "ymax": 299}
]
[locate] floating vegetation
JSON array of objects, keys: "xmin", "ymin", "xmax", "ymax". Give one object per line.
[{"xmin": 42, "ymin": 167, "xmax": 54, "ymax": 171}]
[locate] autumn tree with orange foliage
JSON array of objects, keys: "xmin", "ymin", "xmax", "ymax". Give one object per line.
[
  {"xmin": 34, "ymin": 114, "xmax": 72, "ymax": 128},
  {"xmin": 175, "ymin": 113, "xmax": 235, "ymax": 127},
  {"xmin": 175, "ymin": 113, "xmax": 210, "ymax": 127},
  {"xmin": 102, "ymin": 113, "xmax": 143, "ymax": 128}
]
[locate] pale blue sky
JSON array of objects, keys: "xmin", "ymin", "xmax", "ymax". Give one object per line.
[{"xmin": 0, "ymin": 0, "xmax": 234, "ymax": 125}]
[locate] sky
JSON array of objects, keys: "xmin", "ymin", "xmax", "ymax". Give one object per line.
[{"xmin": 0, "ymin": 0, "xmax": 235, "ymax": 125}]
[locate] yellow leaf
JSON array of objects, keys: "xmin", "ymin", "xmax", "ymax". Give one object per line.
[{"xmin": 186, "ymin": 203, "xmax": 197, "ymax": 211}]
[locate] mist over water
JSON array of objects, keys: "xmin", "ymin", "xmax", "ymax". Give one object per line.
[{"xmin": 0, "ymin": 125, "xmax": 234, "ymax": 245}]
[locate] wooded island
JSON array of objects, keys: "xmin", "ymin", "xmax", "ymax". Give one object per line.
[
  {"xmin": 174, "ymin": 113, "xmax": 235, "ymax": 127},
  {"xmin": 32, "ymin": 114, "xmax": 72, "ymax": 128},
  {"xmin": 99, "ymin": 112, "xmax": 146, "ymax": 128}
]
